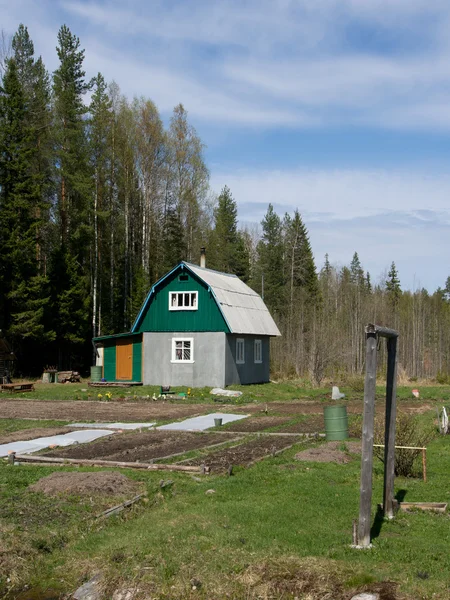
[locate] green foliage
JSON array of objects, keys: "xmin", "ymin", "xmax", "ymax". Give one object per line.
[
  {"xmin": 374, "ymin": 413, "xmax": 435, "ymax": 477},
  {"xmin": 386, "ymin": 261, "xmax": 401, "ymax": 308},
  {"xmin": 208, "ymin": 185, "xmax": 249, "ymax": 279}
]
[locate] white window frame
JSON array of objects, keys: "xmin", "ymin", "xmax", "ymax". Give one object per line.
[
  {"xmin": 171, "ymin": 337, "xmax": 194, "ymax": 363},
  {"xmin": 169, "ymin": 291, "xmax": 198, "ymax": 311},
  {"xmin": 254, "ymin": 339, "xmax": 262, "ymax": 364},
  {"xmin": 236, "ymin": 338, "xmax": 245, "ymax": 364}
]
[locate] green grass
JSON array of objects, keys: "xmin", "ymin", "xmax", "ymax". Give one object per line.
[
  {"xmin": 0, "ymin": 418, "xmax": 70, "ymax": 436},
  {"xmin": 1, "ymin": 424, "xmax": 449, "ymax": 599},
  {"xmin": 6, "ymin": 380, "xmax": 450, "ymax": 405}
]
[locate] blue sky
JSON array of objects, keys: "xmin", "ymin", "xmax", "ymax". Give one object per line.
[{"xmin": 2, "ymin": 0, "xmax": 450, "ymax": 291}]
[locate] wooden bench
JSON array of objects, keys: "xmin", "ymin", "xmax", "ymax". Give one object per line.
[{"xmin": 1, "ymin": 382, "xmax": 35, "ymax": 393}]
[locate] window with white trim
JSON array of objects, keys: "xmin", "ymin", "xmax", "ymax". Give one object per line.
[
  {"xmin": 169, "ymin": 291, "xmax": 198, "ymax": 311},
  {"xmin": 236, "ymin": 338, "xmax": 245, "ymax": 364},
  {"xmin": 171, "ymin": 338, "xmax": 194, "ymax": 363},
  {"xmin": 254, "ymin": 339, "xmax": 262, "ymax": 363}
]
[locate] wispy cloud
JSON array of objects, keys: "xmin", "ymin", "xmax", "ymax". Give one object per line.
[
  {"xmin": 212, "ymin": 166, "xmax": 450, "ymax": 290},
  {"xmin": 53, "ymin": 0, "xmax": 450, "ymax": 130}
]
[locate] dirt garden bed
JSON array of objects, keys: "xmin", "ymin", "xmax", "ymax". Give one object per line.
[
  {"xmin": 0, "ymin": 399, "xmax": 206, "ymax": 422},
  {"xmin": 277, "ymin": 415, "xmax": 325, "ymax": 433},
  {"xmin": 293, "ymin": 440, "xmax": 361, "ymax": 464},
  {"xmin": 224, "ymin": 416, "xmax": 291, "ymax": 432},
  {"xmin": 29, "ymin": 471, "xmax": 142, "ymax": 497},
  {"xmin": 43, "ymin": 430, "xmax": 229, "ymax": 462},
  {"xmin": 183, "ymin": 435, "xmax": 301, "ymax": 472}
]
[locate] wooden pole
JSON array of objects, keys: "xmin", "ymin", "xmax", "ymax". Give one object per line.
[
  {"xmin": 383, "ymin": 336, "xmax": 398, "ymax": 519},
  {"xmin": 358, "ymin": 330, "xmax": 377, "ymax": 548},
  {"xmin": 422, "ymin": 448, "xmax": 427, "ymax": 483}
]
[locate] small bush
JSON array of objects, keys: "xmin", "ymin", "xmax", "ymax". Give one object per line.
[
  {"xmin": 346, "ymin": 376, "xmax": 365, "ymax": 393},
  {"xmin": 436, "ymin": 371, "xmax": 450, "ymax": 385},
  {"xmin": 373, "ymin": 413, "xmax": 435, "ymax": 477}
]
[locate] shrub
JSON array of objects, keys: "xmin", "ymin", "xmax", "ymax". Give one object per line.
[
  {"xmin": 346, "ymin": 375, "xmax": 365, "ymax": 393},
  {"xmin": 436, "ymin": 371, "xmax": 450, "ymax": 385},
  {"xmin": 373, "ymin": 413, "xmax": 435, "ymax": 477}
]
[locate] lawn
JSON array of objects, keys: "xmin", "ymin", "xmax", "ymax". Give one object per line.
[
  {"xmin": 4, "ymin": 380, "xmax": 450, "ymax": 405},
  {"xmin": 1, "ymin": 411, "xmax": 449, "ymax": 599}
]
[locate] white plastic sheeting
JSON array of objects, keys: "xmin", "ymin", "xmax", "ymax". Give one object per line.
[
  {"xmin": 0, "ymin": 430, "xmax": 113, "ymax": 458},
  {"xmin": 157, "ymin": 412, "xmax": 248, "ymax": 431},
  {"xmin": 69, "ymin": 422, "xmax": 155, "ymax": 430}
]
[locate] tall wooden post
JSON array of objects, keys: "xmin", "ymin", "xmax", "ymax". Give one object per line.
[
  {"xmin": 383, "ymin": 335, "xmax": 398, "ymax": 518},
  {"xmin": 358, "ymin": 327, "xmax": 377, "ymax": 547}
]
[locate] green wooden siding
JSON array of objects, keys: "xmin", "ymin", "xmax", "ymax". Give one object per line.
[
  {"xmin": 132, "ymin": 337, "xmax": 142, "ymax": 381},
  {"xmin": 102, "ymin": 335, "xmax": 142, "ymax": 382},
  {"xmin": 103, "ymin": 343, "xmax": 116, "ymax": 381},
  {"xmin": 136, "ymin": 270, "xmax": 229, "ymax": 333}
]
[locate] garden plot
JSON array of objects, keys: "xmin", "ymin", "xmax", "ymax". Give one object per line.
[
  {"xmin": 43, "ymin": 430, "xmax": 233, "ymax": 462},
  {"xmin": 182, "ymin": 435, "xmax": 301, "ymax": 472},
  {"xmin": 224, "ymin": 416, "xmax": 291, "ymax": 432}
]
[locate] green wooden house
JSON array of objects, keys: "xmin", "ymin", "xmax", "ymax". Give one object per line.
[{"xmin": 93, "ymin": 260, "xmax": 281, "ymax": 387}]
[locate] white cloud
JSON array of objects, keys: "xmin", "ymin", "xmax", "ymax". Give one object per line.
[
  {"xmin": 211, "ymin": 167, "xmax": 450, "ymax": 290},
  {"xmin": 3, "ymin": 0, "xmax": 450, "ymax": 129}
]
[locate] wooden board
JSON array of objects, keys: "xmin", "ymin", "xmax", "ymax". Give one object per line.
[{"xmin": 116, "ymin": 340, "xmax": 132, "ymax": 380}]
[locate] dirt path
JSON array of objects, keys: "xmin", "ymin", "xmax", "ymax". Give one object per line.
[
  {"xmin": 0, "ymin": 398, "xmax": 434, "ymax": 424},
  {"xmin": 0, "ymin": 399, "xmax": 208, "ymax": 422}
]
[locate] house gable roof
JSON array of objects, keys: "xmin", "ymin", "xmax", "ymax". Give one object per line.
[{"xmin": 131, "ymin": 262, "xmax": 281, "ymax": 337}]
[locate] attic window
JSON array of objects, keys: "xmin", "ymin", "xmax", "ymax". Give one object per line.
[
  {"xmin": 169, "ymin": 291, "xmax": 198, "ymax": 311},
  {"xmin": 179, "ymin": 274, "xmax": 189, "ymax": 282}
]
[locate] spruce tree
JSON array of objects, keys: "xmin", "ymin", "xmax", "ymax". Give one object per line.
[
  {"xmin": 255, "ymin": 204, "xmax": 285, "ymax": 313},
  {"xmin": 51, "ymin": 25, "xmax": 92, "ymax": 366},
  {"xmin": 386, "ymin": 261, "xmax": 401, "ymax": 309},
  {"xmin": 209, "ymin": 185, "xmax": 249, "ymax": 277},
  {"xmin": 0, "ymin": 57, "xmax": 53, "ymax": 351},
  {"xmin": 284, "ymin": 209, "xmax": 319, "ymax": 302}
]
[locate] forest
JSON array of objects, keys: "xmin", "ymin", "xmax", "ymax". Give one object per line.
[{"xmin": 1, "ymin": 24, "xmax": 450, "ymax": 382}]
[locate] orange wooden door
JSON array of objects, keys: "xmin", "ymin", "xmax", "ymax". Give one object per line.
[{"xmin": 116, "ymin": 340, "xmax": 132, "ymax": 380}]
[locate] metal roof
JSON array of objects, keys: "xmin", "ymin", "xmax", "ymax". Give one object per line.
[
  {"xmin": 185, "ymin": 263, "xmax": 281, "ymax": 336},
  {"xmin": 93, "ymin": 331, "xmax": 142, "ymax": 342}
]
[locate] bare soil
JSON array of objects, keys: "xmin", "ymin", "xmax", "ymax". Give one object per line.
[
  {"xmin": 0, "ymin": 399, "xmax": 206, "ymax": 422},
  {"xmin": 278, "ymin": 415, "xmax": 325, "ymax": 433},
  {"xmin": 28, "ymin": 471, "xmax": 142, "ymax": 497},
  {"xmin": 43, "ymin": 430, "xmax": 227, "ymax": 462},
  {"xmin": 0, "ymin": 399, "xmax": 434, "ymax": 426},
  {"xmin": 0, "ymin": 427, "xmax": 76, "ymax": 445},
  {"xmin": 184, "ymin": 436, "xmax": 301, "ymax": 472},
  {"xmin": 294, "ymin": 440, "xmax": 361, "ymax": 464},
  {"xmin": 225, "ymin": 416, "xmax": 291, "ymax": 432}
]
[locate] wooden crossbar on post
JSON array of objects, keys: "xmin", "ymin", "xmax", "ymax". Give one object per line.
[{"xmin": 357, "ymin": 323, "xmax": 399, "ymax": 548}]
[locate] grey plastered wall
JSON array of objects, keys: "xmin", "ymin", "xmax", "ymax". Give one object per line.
[
  {"xmin": 225, "ymin": 335, "xmax": 270, "ymax": 385},
  {"xmin": 143, "ymin": 332, "xmax": 226, "ymax": 387}
]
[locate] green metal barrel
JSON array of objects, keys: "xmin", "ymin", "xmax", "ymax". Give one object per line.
[
  {"xmin": 324, "ymin": 405, "xmax": 348, "ymax": 441},
  {"xmin": 90, "ymin": 365, "xmax": 102, "ymax": 382}
]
